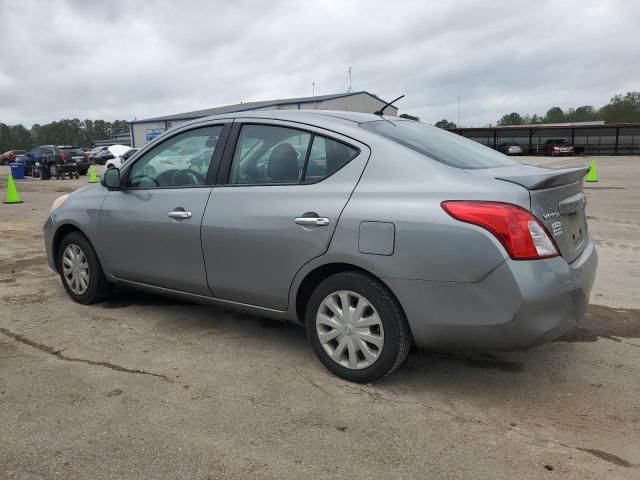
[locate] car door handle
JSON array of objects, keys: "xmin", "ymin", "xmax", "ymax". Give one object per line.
[
  {"xmin": 294, "ymin": 216, "xmax": 330, "ymax": 226},
  {"xmin": 168, "ymin": 210, "xmax": 192, "ymax": 219}
]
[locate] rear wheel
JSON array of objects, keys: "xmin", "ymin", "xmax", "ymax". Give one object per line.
[
  {"xmin": 58, "ymin": 231, "xmax": 112, "ymax": 304},
  {"xmin": 48, "ymin": 163, "xmax": 58, "ymax": 178},
  {"xmin": 306, "ymin": 271, "xmax": 411, "ymax": 383}
]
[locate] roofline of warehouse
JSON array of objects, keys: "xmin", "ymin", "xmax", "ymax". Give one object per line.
[{"xmin": 129, "ymin": 91, "xmax": 397, "ymax": 124}]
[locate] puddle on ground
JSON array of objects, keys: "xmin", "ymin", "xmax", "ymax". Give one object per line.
[{"xmin": 557, "ymin": 304, "xmax": 640, "ymax": 343}]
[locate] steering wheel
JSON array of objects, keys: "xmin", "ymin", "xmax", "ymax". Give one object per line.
[
  {"xmin": 133, "ymin": 174, "xmax": 159, "ymax": 187},
  {"xmin": 171, "ymin": 168, "xmax": 206, "ymax": 186}
]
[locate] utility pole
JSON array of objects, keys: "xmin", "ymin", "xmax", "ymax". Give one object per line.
[
  {"xmin": 312, "ymin": 82, "xmax": 316, "ymax": 108},
  {"xmin": 347, "ymin": 67, "xmax": 352, "ymax": 93},
  {"xmin": 457, "ymin": 89, "xmax": 461, "ymax": 126}
]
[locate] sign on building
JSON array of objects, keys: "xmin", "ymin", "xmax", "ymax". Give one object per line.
[{"xmin": 146, "ymin": 128, "xmax": 166, "ymax": 142}]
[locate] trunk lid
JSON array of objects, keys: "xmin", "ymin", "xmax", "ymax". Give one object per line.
[{"xmin": 467, "ymin": 165, "xmax": 590, "ymax": 263}]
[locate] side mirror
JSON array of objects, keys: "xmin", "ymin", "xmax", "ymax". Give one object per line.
[{"xmin": 102, "ymin": 167, "xmax": 121, "ymax": 189}]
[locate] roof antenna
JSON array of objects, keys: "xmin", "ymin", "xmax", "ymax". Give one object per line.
[{"xmin": 374, "ymin": 94, "xmax": 405, "ymax": 116}]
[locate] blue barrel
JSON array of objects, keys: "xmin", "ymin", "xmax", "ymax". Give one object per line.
[{"xmin": 9, "ymin": 163, "xmax": 25, "ymax": 179}]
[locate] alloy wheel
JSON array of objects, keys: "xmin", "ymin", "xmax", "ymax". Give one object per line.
[
  {"xmin": 62, "ymin": 243, "xmax": 90, "ymax": 295},
  {"xmin": 315, "ymin": 290, "xmax": 384, "ymax": 370}
]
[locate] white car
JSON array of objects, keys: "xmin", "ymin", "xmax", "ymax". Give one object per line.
[{"xmin": 105, "ymin": 148, "xmax": 139, "ymax": 169}]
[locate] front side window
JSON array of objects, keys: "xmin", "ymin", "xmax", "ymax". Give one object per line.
[
  {"xmin": 127, "ymin": 125, "xmax": 223, "ymax": 188},
  {"xmin": 228, "ymin": 124, "xmax": 359, "ymax": 185},
  {"xmin": 361, "ymin": 120, "xmax": 519, "ymax": 169}
]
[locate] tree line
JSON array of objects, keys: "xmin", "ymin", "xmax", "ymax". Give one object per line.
[
  {"xmin": 434, "ymin": 91, "xmax": 640, "ymax": 129},
  {"xmin": 0, "ymin": 119, "xmax": 130, "ymax": 153}
]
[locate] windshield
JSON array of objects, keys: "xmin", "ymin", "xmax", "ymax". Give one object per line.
[{"xmin": 360, "ymin": 120, "xmax": 520, "ymax": 169}]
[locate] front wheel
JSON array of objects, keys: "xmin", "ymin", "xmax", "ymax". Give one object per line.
[
  {"xmin": 58, "ymin": 231, "xmax": 112, "ymax": 304},
  {"xmin": 306, "ymin": 271, "xmax": 412, "ymax": 383}
]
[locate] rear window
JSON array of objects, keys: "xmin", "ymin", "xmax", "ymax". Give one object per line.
[
  {"xmin": 360, "ymin": 120, "xmax": 519, "ymax": 169},
  {"xmin": 61, "ymin": 148, "xmax": 84, "ymax": 156}
]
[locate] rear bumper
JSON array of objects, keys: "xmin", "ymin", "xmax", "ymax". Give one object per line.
[{"xmin": 385, "ymin": 239, "xmax": 598, "ymax": 350}]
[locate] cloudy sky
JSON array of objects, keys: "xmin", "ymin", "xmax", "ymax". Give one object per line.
[{"xmin": 1, "ymin": 0, "xmax": 638, "ymax": 127}]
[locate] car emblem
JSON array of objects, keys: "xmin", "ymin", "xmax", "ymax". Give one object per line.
[
  {"xmin": 542, "ymin": 212, "xmax": 560, "ymax": 220},
  {"xmin": 551, "ymin": 221, "xmax": 563, "ymax": 237}
]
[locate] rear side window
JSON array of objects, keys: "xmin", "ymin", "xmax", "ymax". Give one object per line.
[
  {"xmin": 228, "ymin": 124, "xmax": 358, "ymax": 185},
  {"xmin": 360, "ymin": 120, "xmax": 519, "ymax": 169},
  {"xmin": 304, "ymin": 136, "xmax": 358, "ymax": 184}
]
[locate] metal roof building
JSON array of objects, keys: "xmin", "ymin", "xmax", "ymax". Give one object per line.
[
  {"xmin": 129, "ymin": 91, "xmax": 397, "ymax": 148},
  {"xmin": 449, "ymin": 122, "xmax": 640, "ymax": 155}
]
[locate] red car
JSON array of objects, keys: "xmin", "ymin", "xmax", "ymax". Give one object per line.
[
  {"xmin": 543, "ymin": 139, "xmax": 574, "ymax": 156},
  {"xmin": 0, "ymin": 150, "xmax": 27, "ymax": 165}
]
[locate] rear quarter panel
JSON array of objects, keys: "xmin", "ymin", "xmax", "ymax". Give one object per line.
[{"xmin": 321, "ymin": 138, "xmax": 532, "ymax": 283}]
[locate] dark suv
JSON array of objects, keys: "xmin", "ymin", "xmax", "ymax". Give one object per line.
[{"xmin": 16, "ymin": 145, "xmax": 90, "ymax": 176}]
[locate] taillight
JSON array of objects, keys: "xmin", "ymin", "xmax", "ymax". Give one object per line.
[{"xmin": 441, "ymin": 201, "xmax": 559, "ymax": 260}]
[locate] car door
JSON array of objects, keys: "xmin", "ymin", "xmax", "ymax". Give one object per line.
[
  {"xmin": 98, "ymin": 122, "xmax": 230, "ymax": 295},
  {"xmin": 201, "ymin": 120, "xmax": 370, "ymax": 310}
]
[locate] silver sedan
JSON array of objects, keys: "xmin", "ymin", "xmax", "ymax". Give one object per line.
[{"xmin": 44, "ymin": 110, "xmax": 597, "ymax": 383}]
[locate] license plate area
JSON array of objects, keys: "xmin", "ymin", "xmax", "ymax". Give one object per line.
[{"xmin": 562, "ymin": 211, "xmax": 587, "ymax": 251}]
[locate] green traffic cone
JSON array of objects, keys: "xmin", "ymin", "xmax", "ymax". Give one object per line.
[
  {"xmin": 88, "ymin": 164, "xmax": 99, "ymax": 183},
  {"xmin": 585, "ymin": 160, "xmax": 598, "ymax": 182},
  {"xmin": 3, "ymin": 174, "xmax": 23, "ymax": 204}
]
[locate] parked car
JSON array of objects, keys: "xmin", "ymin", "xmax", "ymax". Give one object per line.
[
  {"xmin": 543, "ymin": 139, "xmax": 575, "ymax": 156},
  {"xmin": 13, "ymin": 153, "xmax": 35, "ymax": 174},
  {"xmin": 93, "ymin": 144, "xmax": 130, "ymax": 165},
  {"xmin": 58, "ymin": 146, "xmax": 90, "ymax": 175},
  {"xmin": 44, "ymin": 110, "xmax": 597, "ymax": 383},
  {"xmin": 1, "ymin": 149, "xmax": 27, "ymax": 165},
  {"xmin": 105, "ymin": 148, "xmax": 139, "ymax": 169},
  {"xmin": 14, "ymin": 145, "xmax": 89, "ymax": 176},
  {"xmin": 88, "ymin": 146, "xmax": 110, "ymax": 164},
  {"xmin": 497, "ymin": 143, "xmax": 523, "ymax": 155}
]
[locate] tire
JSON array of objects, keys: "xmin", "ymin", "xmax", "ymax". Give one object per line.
[
  {"xmin": 48, "ymin": 163, "xmax": 58, "ymax": 178},
  {"xmin": 58, "ymin": 231, "xmax": 112, "ymax": 304},
  {"xmin": 306, "ymin": 271, "xmax": 411, "ymax": 383}
]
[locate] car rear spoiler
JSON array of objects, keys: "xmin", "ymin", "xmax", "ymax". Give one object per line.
[{"xmin": 495, "ymin": 166, "xmax": 590, "ymax": 190}]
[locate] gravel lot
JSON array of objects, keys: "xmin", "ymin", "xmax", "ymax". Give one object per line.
[{"xmin": 1, "ymin": 157, "xmax": 639, "ymax": 479}]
